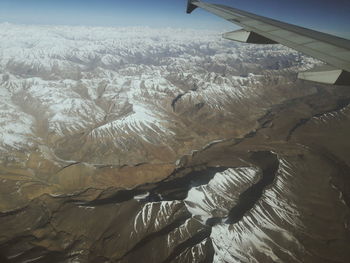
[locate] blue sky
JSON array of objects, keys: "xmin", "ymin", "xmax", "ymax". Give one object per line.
[{"xmin": 0, "ymin": 0, "xmax": 349, "ymax": 38}]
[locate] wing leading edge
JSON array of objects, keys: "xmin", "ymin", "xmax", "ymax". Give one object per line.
[{"xmin": 187, "ymin": 0, "xmax": 350, "ymax": 85}]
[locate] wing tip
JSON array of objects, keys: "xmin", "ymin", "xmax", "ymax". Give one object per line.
[{"xmin": 186, "ymin": 0, "xmax": 199, "ymax": 14}]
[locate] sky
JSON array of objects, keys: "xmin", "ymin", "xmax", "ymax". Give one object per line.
[{"xmin": 0, "ymin": 0, "xmax": 349, "ymax": 38}]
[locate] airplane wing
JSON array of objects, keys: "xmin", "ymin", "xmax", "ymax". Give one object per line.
[{"xmin": 187, "ymin": 0, "xmax": 350, "ymax": 85}]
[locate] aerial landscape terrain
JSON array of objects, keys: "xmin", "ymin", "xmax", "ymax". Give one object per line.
[{"xmin": 0, "ymin": 20, "xmax": 349, "ymax": 262}]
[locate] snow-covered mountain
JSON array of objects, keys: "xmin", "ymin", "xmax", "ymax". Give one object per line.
[
  {"xmin": 0, "ymin": 23, "xmax": 320, "ymax": 165},
  {"xmin": 2, "ymin": 23, "xmax": 349, "ymax": 263}
]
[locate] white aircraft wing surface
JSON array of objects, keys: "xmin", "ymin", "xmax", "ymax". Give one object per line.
[{"xmin": 187, "ymin": 0, "xmax": 350, "ymax": 85}]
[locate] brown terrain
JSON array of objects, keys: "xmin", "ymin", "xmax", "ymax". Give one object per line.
[
  {"xmin": 0, "ymin": 24, "xmax": 349, "ymax": 262},
  {"xmin": 1, "ymin": 81, "xmax": 350, "ymax": 262}
]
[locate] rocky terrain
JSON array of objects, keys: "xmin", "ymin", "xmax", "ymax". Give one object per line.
[{"xmin": 0, "ymin": 23, "xmax": 349, "ymax": 262}]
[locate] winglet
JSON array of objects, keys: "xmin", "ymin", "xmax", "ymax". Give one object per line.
[{"xmin": 187, "ymin": 0, "xmax": 198, "ymax": 14}]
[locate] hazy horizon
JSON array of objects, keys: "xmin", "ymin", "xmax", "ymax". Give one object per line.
[{"xmin": 0, "ymin": 0, "xmax": 349, "ymax": 38}]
